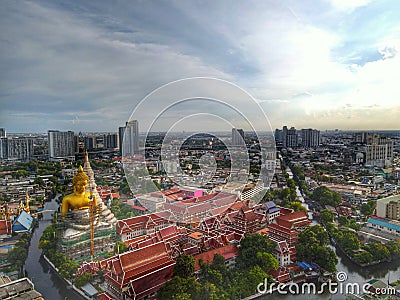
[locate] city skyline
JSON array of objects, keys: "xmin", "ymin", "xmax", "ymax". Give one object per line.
[{"xmin": 1, "ymin": 0, "xmax": 400, "ymax": 133}]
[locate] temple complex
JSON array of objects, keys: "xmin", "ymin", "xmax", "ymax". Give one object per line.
[{"xmin": 58, "ymin": 151, "xmax": 117, "ymax": 261}]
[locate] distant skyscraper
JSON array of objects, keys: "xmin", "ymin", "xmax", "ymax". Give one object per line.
[
  {"xmin": 48, "ymin": 130, "xmax": 75, "ymax": 161},
  {"xmin": 301, "ymin": 129, "xmax": 320, "ymax": 148},
  {"xmin": 232, "ymin": 128, "xmax": 245, "ymax": 146},
  {"xmin": 282, "ymin": 126, "xmax": 288, "ymax": 148},
  {"xmin": 7, "ymin": 138, "xmax": 34, "ymax": 162},
  {"xmin": 274, "ymin": 129, "xmax": 283, "ymax": 145},
  {"xmin": 118, "ymin": 126, "xmax": 125, "ymax": 156},
  {"xmin": 282, "ymin": 126, "xmax": 298, "ymax": 148},
  {"xmin": 0, "ymin": 128, "xmax": 6, "ymax": 138},
  {"xmin": 120, "ymin": 120, "xmax": 139, "ymax": 156},
  {"xmin": 0, "ymin": 138, "xmax": 8, "ymax": 160},
  {"xmin": 83, "ymin": 135, "xmax": 97, "ymax": 150},
  {"xmin": 104, "ymin": 133, "xmax": 118, "ymax": 149},
  {"xmin": 74, "ymin": 134, "xmax": 81, "ymax": 153},
  {"xmin": 365, "ymin": 134, "xmax": 394, "ymax": 168}
]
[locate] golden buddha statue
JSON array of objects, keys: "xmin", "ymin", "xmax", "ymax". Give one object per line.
[{"xmin": 61, "ymin": 166, "xmax": 97, "ymax": 216}]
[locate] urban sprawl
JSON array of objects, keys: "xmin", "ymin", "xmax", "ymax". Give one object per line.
[{"xmin": 0, "ymin": 124, "xmax": 400, "ymax": 300}]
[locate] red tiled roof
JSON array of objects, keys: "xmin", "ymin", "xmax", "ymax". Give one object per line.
[
  {"xmin": 268, "ymin": 266, "xmax": 291, "ymax": 283},
  {"xmin": 97, "ymin": 292, "xmax": 115, "ymax": 300},
  {"xmin": 130, "ymin": 205, "xmax": 147, "ymax": 211},
  {"xmin": 279, "ymin": 211, "xmax": 309, "ymax": 222},
  {"xmin": 159, "ymin": 225, "xmax": 178, "ymax": 240},
  {"xmin": 116, "ymin": 213, "xmax": 174, "ymax": 235},
  {"xmin": 108, "ymin": 242, "xmax": 174, "ymax": 286},
  {"xmin": 279, "ymin": 207, "xmax": 294, "ymax": 215},
  {"xmin": 193, "ymin": 244, "xmax": 238, "ymax": 271},
  {"xmin": 229, "ymin": 201, "xmax": 247, "ymax": 211}
]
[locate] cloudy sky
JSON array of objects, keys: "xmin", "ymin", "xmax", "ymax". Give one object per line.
[{"xmin": 1, "ymin": 0, "xmax": 400, "ymax": 133}]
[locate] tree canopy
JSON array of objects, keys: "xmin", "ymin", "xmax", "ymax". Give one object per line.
[{"xmin": 310, "ymin": 186, "xmax": 342, "ymax": 207}]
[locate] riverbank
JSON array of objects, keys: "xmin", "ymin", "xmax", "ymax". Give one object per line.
[
  {"xmin": 43, "ymin": 254, "xmax": 90, "ymax": 300},
  {"xmin": 24, "ymin": 195, "xmax": 86, "ymax": 300},
  {"xmin": 330, "ymin": 238, "xmax": 382, "ymax": 268}
]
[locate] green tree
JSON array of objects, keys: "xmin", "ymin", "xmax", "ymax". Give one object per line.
[
  {"xmin": 337, "ymin": 231, "xmax": 360, "ymax": 253},
  {"xmin": 363, "ymin": 242, "xmax": 390, "ymax": 261},
  {"xmin": 296, "ymin": 225, "xmax": 337, "ymax": 272},
  {"xmin": 174, "ymin": 254, "xmax": 196, "ymax": 278},
  {"xmin": 320, "ymin": 209, "xmax": 334, "ymax": 224},
  {"xmin": 256, "ymin": 252, "xmax": 279, "ymax": 271},
  {"xmin": 386, "ymin": 241, "xmax": 400, "ymax": 258},
  {"xmin": 353, "ymin": 251, "xmax": 374, "ymax": 264},
  {"xmin": 286, "ymin": 201, "xmax": 307, "ymax": 212},
  {"xmin": 115, "ymin": 241, "xmax": 128, "ymax": 254},
  {"xmin": 59, "ymin": 260, "xmax": 79, "ymax": 280},
  {"xmin": 7, "ymin": 246, "xmax": 27, "ymax": 270},
  {"xmin": 34, "ymin": 176, "xmax": 45, "ymax": 187},
  {"xmin": 237, "ymin": 234, "xmax": 276, "ymax": 269},
  {"xmin": 158, "ymin": 276, "xmax": 199, "ymax": 300},
  {"xmin": 74, "ymin": 272, "xmax": 93, "ymax": 287},
  {"xmin": 311, "ymin": 186, "xmax": 341, "ymax": 207},
  {"xmin": 361, "ymin": 200, "xmax": 376, "ymax": 216}
]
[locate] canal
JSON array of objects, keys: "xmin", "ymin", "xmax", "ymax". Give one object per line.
[
  {"xmin": 24, "ymin": 195, "xmax": 85, "ymax": 300},
  {"xmin": 261, "ymin": 248, "xmax": 400, "ymax": 300}
]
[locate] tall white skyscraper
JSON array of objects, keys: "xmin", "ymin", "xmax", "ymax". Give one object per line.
[
  {"xmin": 120, "ymin": 120, "xmax": 139, "ymax": 156},
  {"xmin": 232, "ymin": 128, "xmax": 245, "ymax": 146},
  {"xmin": 48, "ymin": 130, "xmax": 75, "ymax": 161}
]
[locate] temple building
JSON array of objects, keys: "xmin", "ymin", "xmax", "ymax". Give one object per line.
[
  {"xmin": 103, "ymin": 242, "xmax": 175, "ymax": 299},
  {"xmin": 268, "ymin": 211, "xmax": 311, "ymax": 246},
  {"xmin": 58, "ymin": 151, "xmax": 117, "ymax": 261}
]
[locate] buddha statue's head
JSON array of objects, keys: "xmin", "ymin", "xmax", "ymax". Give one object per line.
[{"xmin": 72, "ymin": 166, "xmax": 89, "ymax": 194}]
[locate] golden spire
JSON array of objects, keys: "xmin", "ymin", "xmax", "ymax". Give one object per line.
[{"xmin": 25, "ymin": 192, "xmax": 30, "ymax": 214}]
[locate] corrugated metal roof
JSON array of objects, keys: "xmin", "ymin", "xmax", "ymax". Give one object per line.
[
  {"xmin": 81, "ymin": 283, "xmax": 98, "ymax": 296},
  {"xmin": 12, "ymin": 211, "xmax": 33, "ymax": 231},
  {"xmin": 368, "ymin": 217, "xmax": 400, "ymax": 231}
]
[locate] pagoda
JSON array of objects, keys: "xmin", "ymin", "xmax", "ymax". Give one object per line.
[{"xmin": 58, "ymin": 151, "xmax": 117, "ymax": 261}]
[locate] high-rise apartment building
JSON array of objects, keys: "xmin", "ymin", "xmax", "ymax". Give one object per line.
[
  {"xmin": 387, "ymin": 200, "xmax": 400, "ymax": 221},
  {"xmin": 232, "ymin": 128, "xmax": 245, "ymax": 146},
  {"xmin": 0, "ymin": 128, "xmax": 6, "ymax": 138},
  {"xmin": 7, "ymin": 138, "xmax": 34, "ymax": 161},
  {"xmin": 282, "ymin": 126, "xmax": 298, "ymax": 148},
  {"xmin": 118, "ymin": 126, "xmax": 126, "ymax": 156},
  {"xmin": 274, "ymin": 129, "xmax": 283, "ymax": 146},
  {"xmin": 0, "ymin": 138, "xmax": 8, "ymax": 160},
  {"xmin": 83, "ymin": 135, "xmax": 97, "ymax": 150},
  {"xmin": 104, "ymin": 133, "xmax": 118, "ymax": 149},
  {"xmin": 119, "ymin": 120, "xmax": 139, "ymax": 156},
  {"xmin": 0, "ymin": 135, "xmax": 34, "ymax": 162},
  {"xmin": 48, "ymin": 130, "xmax": 75, "ymax": 161},
  {"xmin": 301, "ymin": 128, "xmax": 320, "ymax": 148},
  {"xmin": 364, "ymin": 134, "xmax": 394, "ymax": 168}
]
